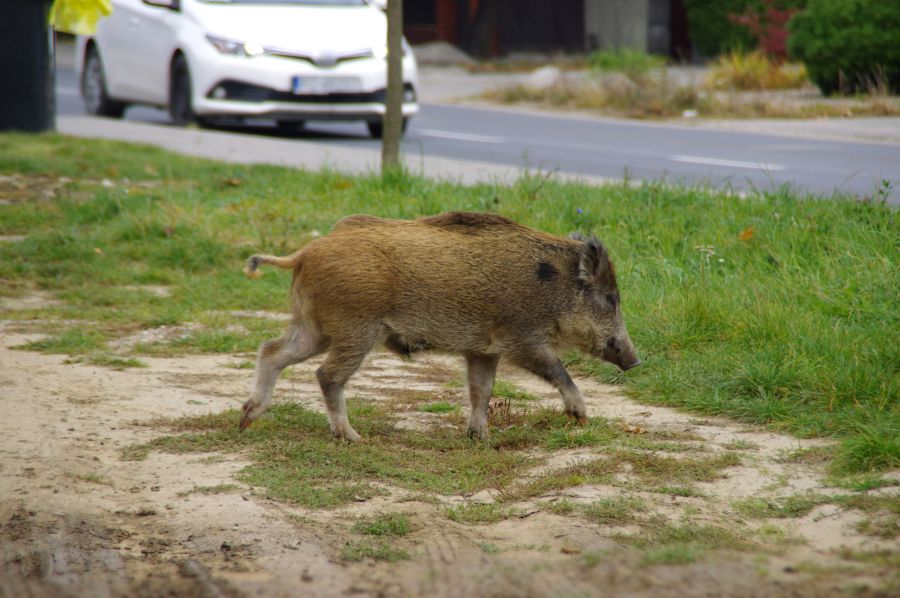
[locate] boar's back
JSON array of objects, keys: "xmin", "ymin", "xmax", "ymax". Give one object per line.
[{"xmin": 421, "ymin": 211, "xmax": 522, "ymax": 233}]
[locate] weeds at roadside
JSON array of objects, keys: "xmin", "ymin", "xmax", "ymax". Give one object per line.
[
  {"xmin": 589, "ymin": 48, "xmax": 666, "ymax": 79},
  {"xmin": 481, "ymin": 67, "xmax": 900, "ymax": 119},
  {"xmin": 706, "ymin": 51, "xmax": 808, "ymax": 91}
]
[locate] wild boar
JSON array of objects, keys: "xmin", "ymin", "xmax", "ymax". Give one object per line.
[{"xmin": 240, "ymin": 212, "xmax": 639, "ymax": 441}]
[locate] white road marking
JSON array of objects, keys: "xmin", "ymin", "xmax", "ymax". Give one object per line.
[
  {"xmin": 670, "ymin": 154, "xmax": 787, "ymax": 171},
  {"xmin": 750, "ymin": 143, "xmax": 840, "ymax": 152},
  {"xmin": 418, "ymin": 129, "xmax": 506, "ymax": 144}
]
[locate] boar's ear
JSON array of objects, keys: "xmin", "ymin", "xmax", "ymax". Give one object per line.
[{"xmin": 576, "ymin": 236, "xmax": 616, "ymax": 289}]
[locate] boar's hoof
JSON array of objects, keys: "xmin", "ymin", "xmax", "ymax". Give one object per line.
[
  {"xmin": 564, "ymin": 409, "xmax": 588, "ymax": 424},
  {"xmin": 466, "ymin": 427, "xmax": 489, "ymax": 441},
  {"xmin": 332, "ymin": 427, "xmax": 362, "ymax": 443},
  {"xmin": 239, "ymin": 400, "xmax": 264, "ymax": 432}
]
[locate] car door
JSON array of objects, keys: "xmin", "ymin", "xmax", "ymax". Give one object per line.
[
  {"xmin": 94, "ymin": 0, "xmax": 143, "ymax": 99},
  {"xmin": 126, "ymin": 0, "xmax": 180, "ymax": 105}
]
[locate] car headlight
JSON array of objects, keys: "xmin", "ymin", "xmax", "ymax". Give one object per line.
[
  {"xmin": 371, "ymin": 42, "xmax": 408, "ymax": 59},
  {"xmin": 207, "ymin": 35, "xmax": 266, "ymax": 57}
]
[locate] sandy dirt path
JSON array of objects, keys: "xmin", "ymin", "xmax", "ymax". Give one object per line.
[{"xmin": 1, "ymin": 317, "xmax": 897, "ymax": 597}]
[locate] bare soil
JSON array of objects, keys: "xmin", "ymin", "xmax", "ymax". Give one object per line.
[{"xmin": 1, "ymin": 311, "xmax": 897, "ymax": 597}]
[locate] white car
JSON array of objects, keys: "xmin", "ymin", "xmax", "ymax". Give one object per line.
[{"xmin": 76, "ymin": 0, "xmax": 418, "ymax": 137}]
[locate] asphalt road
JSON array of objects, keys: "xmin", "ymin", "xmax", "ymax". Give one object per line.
[{"xmin": 56, "ymin": 66, "xmax": 900, "ymax": 201}]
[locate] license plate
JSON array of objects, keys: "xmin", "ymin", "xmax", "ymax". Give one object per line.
[{"xmin": 291, "ymin": 76, "xmax": 361, "ymax": 95}]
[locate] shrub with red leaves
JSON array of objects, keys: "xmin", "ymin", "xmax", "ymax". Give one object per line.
[{"xmin": 729, "ymin": 0, "xmax": 799, "ymax": 62}]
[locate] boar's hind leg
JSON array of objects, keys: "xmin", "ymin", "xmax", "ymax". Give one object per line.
[
  {"xmin": 240, "ymin": 325, "xmax": 323, "ymax": 431},
  {"xmin": 512, "ymin": 348, "xmax": 587, "ymax": 422},
  {"xmin": 315, "ymin": 340, "xmax": 376, "ymax": 442},
  {"xmin": 465, "ymin": 353, "xmax": 500, "ymax": 440}
]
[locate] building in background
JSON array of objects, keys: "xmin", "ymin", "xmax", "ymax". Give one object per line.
[{"xmin": 403, "ymin": 0, "xmax": 691, "ymax": 59}]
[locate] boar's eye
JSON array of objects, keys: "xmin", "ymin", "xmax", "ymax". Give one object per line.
[{"xmin": 607, "ymin": 293, "xmax": 619, "ymax": 308}]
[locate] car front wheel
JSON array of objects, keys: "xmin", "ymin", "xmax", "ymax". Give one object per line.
[
  {"xmin": 169, "ymin": 56, "xmax": 204, "ymax": 127},
  {"xmin": 82, "ymin": 46, "xmax": 126, "ymax": 118},
  {"xmin": 367, "ymin": 118, "xmax": 408, "ymax": 139}
]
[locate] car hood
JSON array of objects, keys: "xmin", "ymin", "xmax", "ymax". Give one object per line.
[{"xmin": 189, "ymin": 2, "xmax": 386, "ymax": 54}]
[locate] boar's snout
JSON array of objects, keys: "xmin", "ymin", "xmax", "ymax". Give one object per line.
[{"xmin": 601, "ymin": 335, "xmax": 641, "ymax": 371}]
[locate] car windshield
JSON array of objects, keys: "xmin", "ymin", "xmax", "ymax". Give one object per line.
[{"xmin": 198, "ymin": 0, "xmax": 367, "ymax": 5}]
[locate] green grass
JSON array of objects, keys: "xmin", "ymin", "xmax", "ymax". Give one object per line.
[
  {"xmin": 734, "ymin": 494, "xmax": 829, "ymax": 519},
  {"xmin": 589, "ymin": 48, "xmax": 666, "ymax": 78},
  {"xmin": 126, "ymin": 401, "xmax": 535, "ymax": 509},
  {"xmin": 827, "ymin": 475, "xmax": 900, "ymax": 493},
  {"xmin": 723, "ymin": 439, "xmax": 758, "ymax": 451},
  {"xmin": 177, "ymin": 484, "xmax": 240, "ymax": 497},
  {"xmin": 65, "ymin": 353, "xmax": 148, "ymax": 370},
  {"xmin": 776, "ymin": 446, "xmax": 834, "ymax": 465},
  {"xmin": 628, "ymin": 521, "xmax": 748, "ymax": 565},
  {"xmin": 580, "ymin": 497, "xmax": 646, "ymax": 525},
  {"xmin": 492, "ymin": 379, "xmax": 539, "ymax": 401},
  {"xmin": 445, "ymin": 502, "xmax": 517, "ymax": 525},
  {"xmin": 654, "ymin": 486, "xmax": 704, "ymax": 498},
  {"xmin": 476, "ymin": 540, "xmax": 501, "ymax": 554},
  {"xmin": 351, "ymin": 513, "xmax": 412, "ymax": 537},
  {"xmin": 341, "ymin": 540, "xmax": 410, "ymax": 562},
  {"xmin": 734, "ymin": 492, "xmax": 900, "ymax": 530},
  {"xmin": 66, "ymin": 471, "xmax": 112, "ymax": 485},
  {"xmin": 418, "ymin": 402, "xmax": 459, "ymax": 413},
  {"xmin": 500, "ymin": 450, "xmax": 737, "ymax": 503},
  {"xmin": 1, "ymin": 133, "xmax": 897, "ymax": 474},
  {"xmin": 20, "ymin": 329, "xmax": 107, "ymax": 354}
]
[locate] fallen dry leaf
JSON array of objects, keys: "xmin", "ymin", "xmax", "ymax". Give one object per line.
[{"xmin": 739, "ymin": 226, "xmax": 755, "ymax": 241}]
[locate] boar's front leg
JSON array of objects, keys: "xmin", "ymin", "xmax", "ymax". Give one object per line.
[
  {"xmin": 465, "ymin": 352, "xmax": 500, "ymax": 440},
  {"xmin": 511, "ymin": 347, "xmax": 587, "ymax": 422}
]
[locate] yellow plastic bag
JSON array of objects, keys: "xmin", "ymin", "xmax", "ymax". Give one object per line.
[{"xmin": 49, "ymin": 0, "xmax": 114, "ymax": 35}]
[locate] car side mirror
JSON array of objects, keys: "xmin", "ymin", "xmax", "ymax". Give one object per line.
[
  {"xmin": 143, "ymin": 0, "xmax": 179, "ymax": 10},
  {"xmin": 370, "ymin": 0, "xmax": 387, "ymax": 10}
]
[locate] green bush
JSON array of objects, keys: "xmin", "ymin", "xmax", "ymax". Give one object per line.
[
  {"xmin": 685, "ymin": 0, "xmax": 757, "ymax": 57},
  {"xmin": 685, "ymin": 1, "xmax": 806, "ymax": 57},
  {"xmin": 788, "ymin": 0, "xmax": 900, "ymax": 94}
]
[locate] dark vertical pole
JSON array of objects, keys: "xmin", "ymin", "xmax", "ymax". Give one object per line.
[
  {"xmin": 0, "ymin": 0, "xmax": 56, "ymax": 132},
  {"xmin": 381, "ymin": 0, "xmax": 403, "ymax": 173}
]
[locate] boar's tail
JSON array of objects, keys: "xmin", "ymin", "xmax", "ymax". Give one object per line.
[{"xmin": 244, "ymin": 248, "xmax": 305, "ymax": 279}]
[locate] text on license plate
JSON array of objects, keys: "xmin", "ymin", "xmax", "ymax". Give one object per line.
[{"xmin": 291, "ymin": 76, "xmax": 361, "ymax": 95}]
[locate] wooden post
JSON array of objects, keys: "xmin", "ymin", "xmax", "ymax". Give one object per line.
[{"xmin": 381, "ymin": 0, "xmax": 403, "ymax": 174}]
